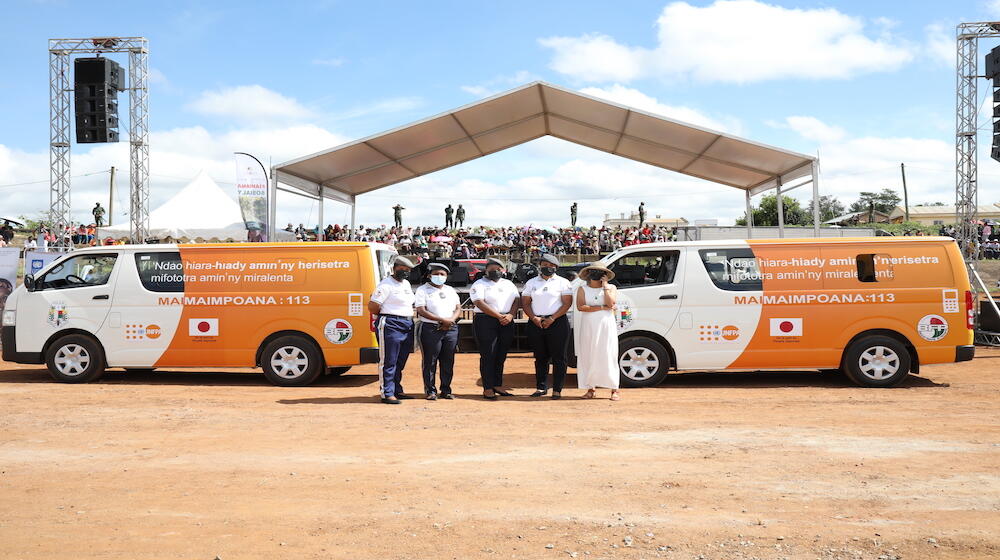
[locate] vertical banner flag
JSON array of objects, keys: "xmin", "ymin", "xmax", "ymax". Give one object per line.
[
  {"xmin": 234, "ymin": 152, "xmax": 269, "ymax": 242},
  {"xmin": 0, "ymin": 247, "xmax": 20, "ymax": 311},
  {"xmin": 25, "ymin": 251, "xmax": 61, "ymax": 278}
]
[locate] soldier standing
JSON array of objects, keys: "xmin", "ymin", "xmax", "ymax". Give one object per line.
[
  {"xmin": 92, "ymin": 203, "xmax": 106, "ymax": 227},
  {"xmin": 445, "ymin": 204, "xmax": 454, "ymax": 229},
  {"xmin": 570, "ymin": 202, "xmax": 578, "ymax": 227},
  {"xmin": 638, "ymin": 202, "xmax": 646, "ymax": 229},
  {"xmin": 393, "ymin": 204, "xmax": 405, "ymax": 228},
  {"xmin": 456, "ymin": 204, "xmax": 466, "ymax": 228}
]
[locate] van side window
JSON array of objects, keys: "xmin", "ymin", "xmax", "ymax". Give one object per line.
[
  {"xmin": 856, "ymin": 254, "xmax": 894, "ymax": 283},
  {"xmin": 698, "ymin": 249, "xmax": 762, "ymax": 291},
  {"xmin": 609, "ymin": 251, "xmax": 680, "ymax": 288},
  {"xmin": 135, "ymin": 252, "xmax": 184, "ymax": 292},
  {"xmin": 40, "ymin": 254, "xmax": 117, "ymax": 290}
]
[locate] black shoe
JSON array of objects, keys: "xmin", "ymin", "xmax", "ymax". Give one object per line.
[
  {"xmin": 395, "ymin": 394, "xmax": 416, "ymax": 400},
  {"xmin": 440, "ymin": 393, "xmax": 455, "ymax": 400},
  {"xmin": 380, "ymin": 397, "xmax": 401, "ymax": 405},
  {"xmin": 483, "ymin": 391, "xmax": 498, "ymax": 401},
  {"xmin": 426, "ymin": 393, "xmax": 438, "ymax": 401},
  {"xmin": 495, "ymin": 390, "xmax": 514, "ymax": 397},
  {"xmin": 551, "ymin": 392, "xmax": 562, "ymax": 400},
  {"xmin": 530, "ymin": 390, "xmax": 548, "ymax": 398}
]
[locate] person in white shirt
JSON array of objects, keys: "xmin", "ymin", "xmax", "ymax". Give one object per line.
[
  {"xmin": 574, "ymin": 265, "xmax": 621, "ymax": 401},
  {"xmin": 415, "ymin": 263, "xmax": 461, "ymax": 400},
  {"xmin": 469, "ymin": 257, "xmax": 520, "ymax": 400},
  {"xmin": 24, "ymin": 238, "xmax": 38, "ymax": 251},
  {"xmin": 521, "ymin": 254, "xmax": 573, "ymax": 399},
  {"xmin": 368, "ymin": 256, "xmax": 416, "ymax": 404}
]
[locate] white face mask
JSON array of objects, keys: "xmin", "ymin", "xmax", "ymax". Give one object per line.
[{"xmin": 430, "ymin": 275, "xmax": 447, "ymax": 286}]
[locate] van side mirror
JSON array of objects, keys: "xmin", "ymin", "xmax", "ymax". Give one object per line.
[{"xmin": 23, "ymin": 275, "xmax": 36, "ymax": 292}]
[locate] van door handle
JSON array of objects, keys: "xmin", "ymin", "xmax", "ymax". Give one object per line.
[
  {"xmin": 92, "ymin": 294, "xmax": 109, "ymax": 300},
  {"xmin": 659, "ymin": 294, "xmax": 678, "ymax": 300}
]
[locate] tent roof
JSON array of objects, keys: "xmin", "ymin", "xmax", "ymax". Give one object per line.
[{"xmin": 274, "ymin": 81, "xmax": 816, "ymax": 203}]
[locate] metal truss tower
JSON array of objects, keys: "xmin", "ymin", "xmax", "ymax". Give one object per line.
[
  {"xmin": 956, "ymin": 23, "xmax": 1000, "ymax": 263},
  {"xmin": 48, "ymin": 37, "xmax": 149, "ymax": 244}
]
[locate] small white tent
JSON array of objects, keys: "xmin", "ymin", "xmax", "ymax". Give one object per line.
[{"xmin": 104, "ymin": 170, "xmax": 292, "ymax": 242}]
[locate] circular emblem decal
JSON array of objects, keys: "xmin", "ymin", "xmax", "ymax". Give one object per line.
[
  {"xmin": 324, "ymin": 319, "xmax": 353, "ymax": 344},
  {"xmin": 917, "ymin": 314, "xmax": 948, "ymax": 341},
  {"xmin": 615, "ymin": 293, "xmax": 635, "ymax": 333},
  {"xmin": 721, "ymin": 325, "xmax": 740, "ymax": 341},
  {"xmin": 145, "ymin": 324, "xmax": 162, "ymax": 339}
]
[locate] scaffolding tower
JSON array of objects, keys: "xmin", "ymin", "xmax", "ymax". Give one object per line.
[{"xmin": 48, "ymin": 37, "xmax": 149, "ymax": 244}]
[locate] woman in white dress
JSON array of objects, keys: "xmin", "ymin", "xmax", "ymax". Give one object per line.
[{"xmin": 574, "ymin": 265, "xmax": 621, "ymax": 401}]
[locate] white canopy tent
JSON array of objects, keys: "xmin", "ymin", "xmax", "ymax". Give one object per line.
[
  {"xmin": 104, "ymin": 170, "xmax": 293, "ymax": 242},
  {"xmin": 271, "ymin": 81, "xmax": 819, "ymax": 238}
]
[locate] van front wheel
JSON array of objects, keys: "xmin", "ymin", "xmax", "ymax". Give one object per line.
[
  {"xmin": 843, "ymin": 335, "xmax": 911, "ymax": 388},
  {"xmin": 261, "ymin": 336, "xmax": 323, "ymax": 387},
  {"xmin": 46, "ymin": 334, "xmax": 106, "ymax": 383},
  {"xmin": 618, "ymin": 337, "xmax": 671, "ymax": 388}
]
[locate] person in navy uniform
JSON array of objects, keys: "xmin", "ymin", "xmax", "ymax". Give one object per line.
[
  {"xmin": 469, "ymin": 258, "xmax": 520, "ymax": 400},
  {"xmin": 521, "ymin": 254, "xmax": 573, "ymax": 399},
  {"xmin": 368, "ymin": 256, "xmax": 416, "ymax": 404},
  {"xmin": 415, "ymin": 263, "xmax": 461, "ymax": 400}
]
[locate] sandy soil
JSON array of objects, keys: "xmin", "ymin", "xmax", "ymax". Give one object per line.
[{"xmin": 1, "ymin": 350, "xmax": 999, "ymax": 560}]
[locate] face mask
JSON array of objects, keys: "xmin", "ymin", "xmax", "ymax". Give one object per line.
[
  {"xmin": 392, "ymin": 269, "xmax": 408, "ymax": 281},
  {"xmin": 539, "ymin": 266, "xmax": 556, "ymax": 277},
  {"xmin": 430, "ymin": 274, "xmax": 446, "ymax": 286},
  {"xmin": 487, "ymin": 270, "xmax": 502, "ymax": 281}
]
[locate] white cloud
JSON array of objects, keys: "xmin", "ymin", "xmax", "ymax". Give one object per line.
[
  {"xmin": 924, "ymin": 23, "xmax": 953, "ymax": 66},
  {"xmin": 460, "ymin": 71, "xmax": 542, "ymax": 97},
  {"xmin": 539, "ymin": 0, "xmax": 914, "ymax": 84},
  {"xmin": 330, "ymin": 97, "xmax": 422, "ymax": 121},
  {"xmin": 187, "ymin": 85, "xmax": 314, "ymax": 123},
  {"xmin": 579, "ymin": 84, "xmax": 742, "ymax": 134},
  {"xmin": 776, "ymin": 116, "xmax": 847, "ymax": 143}
]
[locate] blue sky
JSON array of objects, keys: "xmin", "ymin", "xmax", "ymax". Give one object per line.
[{"xmin": 1, "ymin": 0, "xmax": 998, "ymax": 228}]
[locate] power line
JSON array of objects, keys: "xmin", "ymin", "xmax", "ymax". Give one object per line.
[{"xmin": 0, "ymin": 169, "xmax": 110, "ymax": 189}]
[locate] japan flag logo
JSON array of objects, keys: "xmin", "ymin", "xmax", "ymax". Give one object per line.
[
  {"xmin": 770, "ymin": 318, "xmax": 803, "ymax": 337},
  {"xmin": 189, "ymin": 318, "xmax": 219, "ymax": 337}
]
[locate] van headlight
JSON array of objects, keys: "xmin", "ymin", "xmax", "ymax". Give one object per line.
[{"xmin": 1, "ymin": 310, "xmax": 14, "ymax": 326}]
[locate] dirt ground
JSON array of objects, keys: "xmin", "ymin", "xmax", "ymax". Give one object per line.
[{"xmin": 1, "ymin": 350, "xmax": 999, "ymax": 560}]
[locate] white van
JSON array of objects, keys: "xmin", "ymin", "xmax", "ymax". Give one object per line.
[{"xmin": 584, "ymin": 237, "xmax": 974, "ymax": 388}]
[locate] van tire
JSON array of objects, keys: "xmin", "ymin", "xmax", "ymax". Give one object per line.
[
  {"xmin": 327, "ymin": 366, "xmax": 351, "ymax": 377},
  {"xmin": 842, "ymin": 335, "xmax": 911, "ymax": 388},
  {"xmin": 261, "ymin": 336, "xmax": 323, "ymax": 387},
  {"xmin": 618, "ymin": 336, "xmax": 671, "ymax": 388},
  {"xmin": 125, "ymin": 368, "xmax": 155, "ymax": 374},
  {"xmin": 45, "ymin": 334, "xmax": 106, "ymax": 383}
]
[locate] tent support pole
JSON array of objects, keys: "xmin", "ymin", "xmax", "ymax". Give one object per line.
[
  {"xmin": 350, "ymin": 196, "xmax": 357, "ymax": 241},
  {"xmin": 745, "ymin": 190, "xmax": 753, "ymax": 239},
  {"xmin": 317, "ymin": 185, "xmax": 324, "ymax": 239},
  {"xmin": 776, "ymin": 176, "xmax": 784, "ymax": 238},
  {"xmin": 811, "ymin": 160, "xmax": 820, "ymax": 237},
  {"xmin": 268, "ymin": 168, "xmax": 277, "ymax": 242}
]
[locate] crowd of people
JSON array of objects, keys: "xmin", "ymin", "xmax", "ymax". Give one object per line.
[{"xmin": 285, "ymin": 223, "xmax": 679, "ymax": 259}]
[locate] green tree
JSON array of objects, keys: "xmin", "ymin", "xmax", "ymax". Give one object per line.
[
  {"xmin": 805, "ymin": 195, "xmax": 845, "ymax": 224},
  {"xmin": 848, "ymin": 189, "xmax": 901, "ymax": 215},
  {"xmin": 735, "ymin": 194, "xmax": 806, "ymax": 226}
]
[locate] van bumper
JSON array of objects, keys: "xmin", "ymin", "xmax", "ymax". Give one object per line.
[
  {"xmin": 1, "ymin": 326, "xmax": 44, "ymax": 364},
  {"xmin": 359, "ymin": 347, "xmax": 379, "ymax": 364},
  {"xmin": 955, "ymin": 345, "xmax": 975, "ymax": 362}
]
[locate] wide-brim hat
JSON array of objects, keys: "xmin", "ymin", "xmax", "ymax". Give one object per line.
[{"xmin": 579, "ymin": 264, "xmax": 615, "ymax": 281}]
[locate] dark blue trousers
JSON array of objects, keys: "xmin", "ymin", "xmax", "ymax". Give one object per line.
[
  {"xmin": 419, "ymin": 323, "xmax": 458, "ymax": 395},
  {"xmin": 376, "ymin": 315, "xmax": 413, "ymax": 398},
  {"xmin": 473, "ymin": 314, "xmax": 514, "ymax": 390}
]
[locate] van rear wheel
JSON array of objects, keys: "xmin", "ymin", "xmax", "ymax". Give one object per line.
[
  {"xmin": 261, "ymin": 336, "xmax": 323, "ymax": 387},
  {"xmin": 843, "ymin": 335, "xmax": 911, "ymax": 388},
  {"xmin": 45, "ymin": 334, "xmax": 106, "ymax": 383},
  {"xmin": 618, "ymin": 337, "xmax": 671, "ymax": 388}
]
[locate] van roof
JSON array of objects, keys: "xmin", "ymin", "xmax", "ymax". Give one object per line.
[{"xmin": 66, "ymin": 241, "xmax": 397, "ymax": 253}]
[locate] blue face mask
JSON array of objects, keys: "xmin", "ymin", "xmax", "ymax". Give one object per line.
[{"xmin": 430, "ymin": 275, "xmax": 446, "ymax": 286}]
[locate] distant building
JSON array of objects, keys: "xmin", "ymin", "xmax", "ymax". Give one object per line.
[
  {"xmin": 889, "ymin": 203, "xmax": 1000, "ymax": 226},
  {"xmin": 602, "ymin": 212, "xmax": 688, "ymax": 228}
]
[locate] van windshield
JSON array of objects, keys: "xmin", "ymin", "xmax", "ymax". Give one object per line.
[
  {"xmin": 376, "ymin": 249, "xmax": 397, "ymax": 279},
  {"xmin": 40, "ymin": 253, "xmax": 118, "ymax": 290}
]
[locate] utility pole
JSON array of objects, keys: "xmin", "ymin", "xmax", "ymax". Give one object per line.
[
  {"xmin": 108, "ymin": 166, "xmax": 116, "ymax": 227},
  {"xmin": 900, "ymin": 163, "xmax": 909, "ymax": 222}
]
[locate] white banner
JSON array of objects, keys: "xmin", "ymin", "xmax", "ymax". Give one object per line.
[
  {"xmin": 0, "ymin": 247, "xmax": 19, "ymax": 311},
  {"xmin": 234, "ymin": 152, "xmax": 269, "ymax": 241},
  {"xmin": 24, "ymin": 251, "xmax": 61, "ymax": 278}
]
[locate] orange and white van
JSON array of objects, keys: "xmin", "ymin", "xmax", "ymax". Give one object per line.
[
  {"xmin": 1, "ymin": 242, "xmax": 398, "ymax": 386},
  {"xmin": 591, "ymin": 236, "xmax": 975, "ymax": 388}
]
